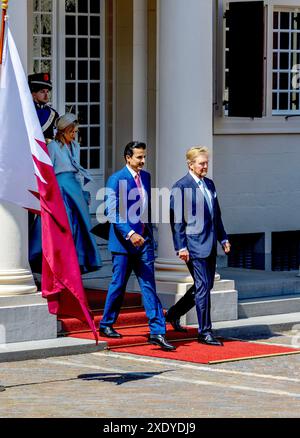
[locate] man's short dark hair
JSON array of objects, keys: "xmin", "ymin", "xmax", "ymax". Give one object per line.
[{"xmin": 124, "ymin": 141, "xmax": 147, "ymax": 160}]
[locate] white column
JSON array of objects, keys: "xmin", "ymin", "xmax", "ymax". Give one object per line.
[
  {"xmin": 132, "ymin": 0, "xmax": 147, "ymax": 142},
  {"xmin": 0, "ymin": 202, "xmax": 36, "ymax": 296},
  {"xmin": 155, "ymin": 0, "xmax": 214, "ymax": 283},
  {"xmin": 0, "ymin": 2, "xmax": 36, "ymax": 296},
  {"xmin": 8, "ymin": 0, "xmax": 28, "ymax": 71}
]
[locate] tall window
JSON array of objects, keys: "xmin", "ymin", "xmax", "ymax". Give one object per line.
[
  {"xmin": 272, "ymin": 10, "xmax": 300, "ymax": 115},
  {"xmin": 32, "ymin": 0, "xmax": 54, "ymax": 78},
  {"xmin": 31, "ymin": 0, "xmax": 105, "ymax": 212},
  {"xmin": 221, "ymin": 1, "xmax": 300, "ymax": 119},
  {"xmin": 64, "ymin": 0, "xmax": 102, "ymax": 170}
]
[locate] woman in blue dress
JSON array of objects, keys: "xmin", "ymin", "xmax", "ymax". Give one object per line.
[{"xmin": 30, "ymin": 113, "xmax": 102, "ymax": 274}]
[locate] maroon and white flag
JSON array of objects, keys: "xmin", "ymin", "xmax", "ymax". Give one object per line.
[{"xmin": 0, "ymin": 28, "xmax": 98, "ymax": 343}]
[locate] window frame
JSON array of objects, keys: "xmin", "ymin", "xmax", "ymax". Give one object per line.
[{"xmin": 214, "ymin": 0, "xmax": 300, "ymax": 134}]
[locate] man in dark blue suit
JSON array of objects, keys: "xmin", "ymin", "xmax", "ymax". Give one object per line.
[
  {"xmin": 99, "ymin": 142, "xmax": 176, "ymax": 351},
  {"xmin": 168, "ymin": 146, "xmax": 231, "ymax": 346}
]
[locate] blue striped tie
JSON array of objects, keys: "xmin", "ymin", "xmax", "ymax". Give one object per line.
[{"xmin": 198, "ymin": 179, "xmax": 213, "ymax": 214}]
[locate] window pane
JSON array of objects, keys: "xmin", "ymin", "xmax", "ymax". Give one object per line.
[
  {"xmin": 280, "ymin": 32, "xmax": 289, "ymax": 50},
  {"xmin": 34, "ymin": 0, "xmax": 40, "ymax": 11},
  {"xmin": 274, "ymin": 12, "xmax": 279, "ymax": 29},
  {"xmin": 279, "ymin": 93, "xmax": 288, "ymax": 109},
  {"xmin": 292, "ymin": 13, "xmax": 300, "ymax": 30},
  {"xmin": 78, "ymin": 38, "xmax": 88, "ymax": 58},
  {"xmin": 41, "ymin": 14, "xmax": 52, "ymax": 35},
  {"xmin": 41, "ymin": 0, "xmax": 52, "ymax": 12},
  {"xmin": 78, "ymin": 60, "xmax": 88, "ymax": 80},
  {"xmin": 90, "ymin": 127, "xmax": 100, "ymax": 146},
  {"xmin": 66, "ymin": 38, "xmax": 76, "ymax": 57},
  {"xmin": 41, "ymin": 59, "xmax": 52, "ymax": 73},
  {"xmin": 279, "ymin": 73, "xmax": 289, "ymax": 90},
  {"xmin": 90, "ymin": 83, "xmax": 100, "ymax": 102},
  {"xmin": 41, "ymin": 37, "xmax": 52, "ymax": 57},
  {"xmin": 33, "ymin": 36, "xmax": 41, "ymax": 57},
  {"xmin": 90, "ymin": 149, "xmax": 100, "ymax": 169},
  {"xmin": 78, "ymin": 105, "xmax": 88, "ymax": 124},
  {"xmin": 65, "ymin": 0, "xmax": 76, "ymax": 13},
  {"xmin": 90, "ymin": 38, "xmax": 100, "ymax": 58},
  {"xmin": 79, "ymin": 128, "xmax": 88, "ymax": 147},
  {"xmin": 280, "ymin": 12, "xmax": 290, "ymax": 30},
  {"xmin": 90, "ymin": 61, "xmax": 100, "ymax": 80},
  {"xmin": 78, "ymin": 0, "xmax": 88, "ymax": 13},
  {"xmin": 80, "ymin": 149, "xmax": 88, "ymax": 168},
  {"xmin": 273, "ymin": 73, "xmax": 278, "ymax": 90},
  {"xmin": 273, "ymin": 52, "xmax": 278, "ymax": 69},
  {"xmin": 66, "ymin": 105, "xmax": 76, "ymax": 114},
  {"xmin": 33, "ymin": 60, "xmax": 40, "ymax": 73},
  {"xmin": 272, "ymin": 93, "xmax": 278, "ymax": 109},
  {"xmin": 90, "ymin": 105, "xmax": 100, "ymax": 124},
  {"xmin": 273, "ymin": 32, "xmax": 278, "ymax": 50},
  {"xmin": 78, "ymin": 16, "xmax": 88, "ymax": 35},
  {"xmin": 90, "ymin": 0, "xmax": 100, "ymax": 14},
  {"xmin": 78, "ymin": 83, "xmax": 88, "ymax": 102},
  {"xmin": 90, "ymin": 16, "xmax": 100, "ymax": 36},
  {"xmin": 33, "ymin": 14, "xmax": 40, "ymax": 34},
  {"xmin": 279, "ymin": 52, "xmax": 289, "ymax": 70},
  {"xmin": 66, "ymin": 60, "xmax": 76, "ymax": 80},
  {"xmin": 66, "ymin": 83, "xmax": 76, "ymax": 102},
  {"xmin": 290, "ymin": 93, "xmax": 300, "ymax": 110},
  {"xmin": 66, "ymin": 16, "xmax": 76, "ymax": 35}
]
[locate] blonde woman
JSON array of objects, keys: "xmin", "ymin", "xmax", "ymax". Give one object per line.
[{"xmin": 30, "ymin": 113, "xmax": 102, "ymax": 274}]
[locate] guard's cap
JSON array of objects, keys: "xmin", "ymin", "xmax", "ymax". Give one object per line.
[{"xmin": 28, "ymin": 73, "xmax": 52, "ymax": 92}]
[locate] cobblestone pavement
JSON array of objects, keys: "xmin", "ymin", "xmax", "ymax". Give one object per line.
[{"xmin": 0, "ymin": 331, "xmax": 300, "ymax": 418}]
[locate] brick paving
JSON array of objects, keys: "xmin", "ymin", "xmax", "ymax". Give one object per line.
[{"xmin": 0, "ymin": 331, "xmax": 300, "ymax": 418}]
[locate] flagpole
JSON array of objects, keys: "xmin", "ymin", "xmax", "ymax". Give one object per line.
[{"xmin": 0, "ymin": 0, "xmax": 9, "ymax": 65}]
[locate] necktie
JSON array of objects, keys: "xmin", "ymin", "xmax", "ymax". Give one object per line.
[
  {"xmin": 198, "ymin": 179, "xmax": 212, "ymax": 214},
  {"xmin": 135, "ymin": 174, "xmax": 144, "ymax": 203},
  {"xmin": 135, "ymin": 174, "xmax": 145, "ymax": 234}
]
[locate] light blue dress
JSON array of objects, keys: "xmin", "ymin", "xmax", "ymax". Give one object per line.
[{"xmin": 29, "ymin": 140, "xmax": 102, "ymax": 274}]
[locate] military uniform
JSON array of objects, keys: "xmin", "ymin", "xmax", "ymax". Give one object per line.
[
  {"xmin": 34, "ymin": 101, "xmax": 59, "ymax": 142},
  {"xmin": 28, "ymin": 73, "xmax": 59, "ymax": 142},
  {"xmin": 28, "ymin": 73, "xmax": 59, "ymax": 279}
]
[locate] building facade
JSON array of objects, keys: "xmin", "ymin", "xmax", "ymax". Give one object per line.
[{"xmin": 2, "ymin": 0, "xmax": 300, "ymax": 309}]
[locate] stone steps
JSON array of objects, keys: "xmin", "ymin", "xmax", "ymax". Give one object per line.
[
  {"xmin": 218, "ymin": 267, "xmax": 300, "ymax": 300},
  {"xmin": 238, "ymin": 294, "xmax": 300, "ymax": 318}
]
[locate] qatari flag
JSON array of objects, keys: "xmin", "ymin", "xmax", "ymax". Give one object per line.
[{"xmin": 0, "ymin": 28, "xmax": 98, "ymax": 344}]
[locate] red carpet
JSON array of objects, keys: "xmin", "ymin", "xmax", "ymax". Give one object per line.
[{"xmin": 58, "ymin": 290, "xmax": 300, "ymax": 364}]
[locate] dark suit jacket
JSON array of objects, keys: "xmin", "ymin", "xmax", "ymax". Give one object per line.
[
  {"xmin": 170, "ymin": 173, "xmax": 227, "ymax": 259},
  {"xmin": 105, "ymin": 166, "xmax": 153, "ymax": 254}
]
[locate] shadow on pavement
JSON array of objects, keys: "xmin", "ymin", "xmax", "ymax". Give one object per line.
[{"xmin": 78, "ymin": 370, "xmax": 173, "ymax": 385}]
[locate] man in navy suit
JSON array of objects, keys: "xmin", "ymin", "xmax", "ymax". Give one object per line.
[
  {"xmin": 168, "ymin": 146, "xmax": 231, "ymax": 346},
  {"xmin": 99, "ymin": 142, "xmax": 176, "ymax": 351}
]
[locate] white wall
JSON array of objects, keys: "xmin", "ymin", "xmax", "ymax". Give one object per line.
[{"xmin": 214, "ymin": 134, "xmax": 300, "ymax": 235}]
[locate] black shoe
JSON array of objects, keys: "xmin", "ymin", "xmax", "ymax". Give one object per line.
[
  {"xmin": 165, "ymin": 311, "xmax": 187, "ymax": 333},
  {"xmin": 198, "ymin": 333, "xmax": 223, "ymax": 346},
  {"xmin": 99, "ymin": 326, "xmax": 122, "ymax": 338},
  {"xmin": 149, "ymin": 334, "xmax": 176, "ymax": 351}
]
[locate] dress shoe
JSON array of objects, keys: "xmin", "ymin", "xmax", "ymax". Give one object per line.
[
  {"xmin": 99, "ymin": 326, "xmax": 122, "ymax": 338},
  {"xmin": 198, "ymin": 333, "xmax": 223, "ymax": 346},
  {"xmin": 149, "ymin": 334, "xmax": 176, "ymax": 351},
  {"xmin": 165, "ymin": 311, "xmax": 187, "ymax": 333}
]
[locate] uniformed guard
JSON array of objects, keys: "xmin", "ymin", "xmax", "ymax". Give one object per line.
[{"xmin": 28, "ymin": 72, "xmax": 59, "ymax": 143}]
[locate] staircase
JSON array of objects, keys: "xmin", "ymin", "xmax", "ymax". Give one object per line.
[{"xmin": 218, "ymin": 267, "xmax": 300, "ymax": 319}]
